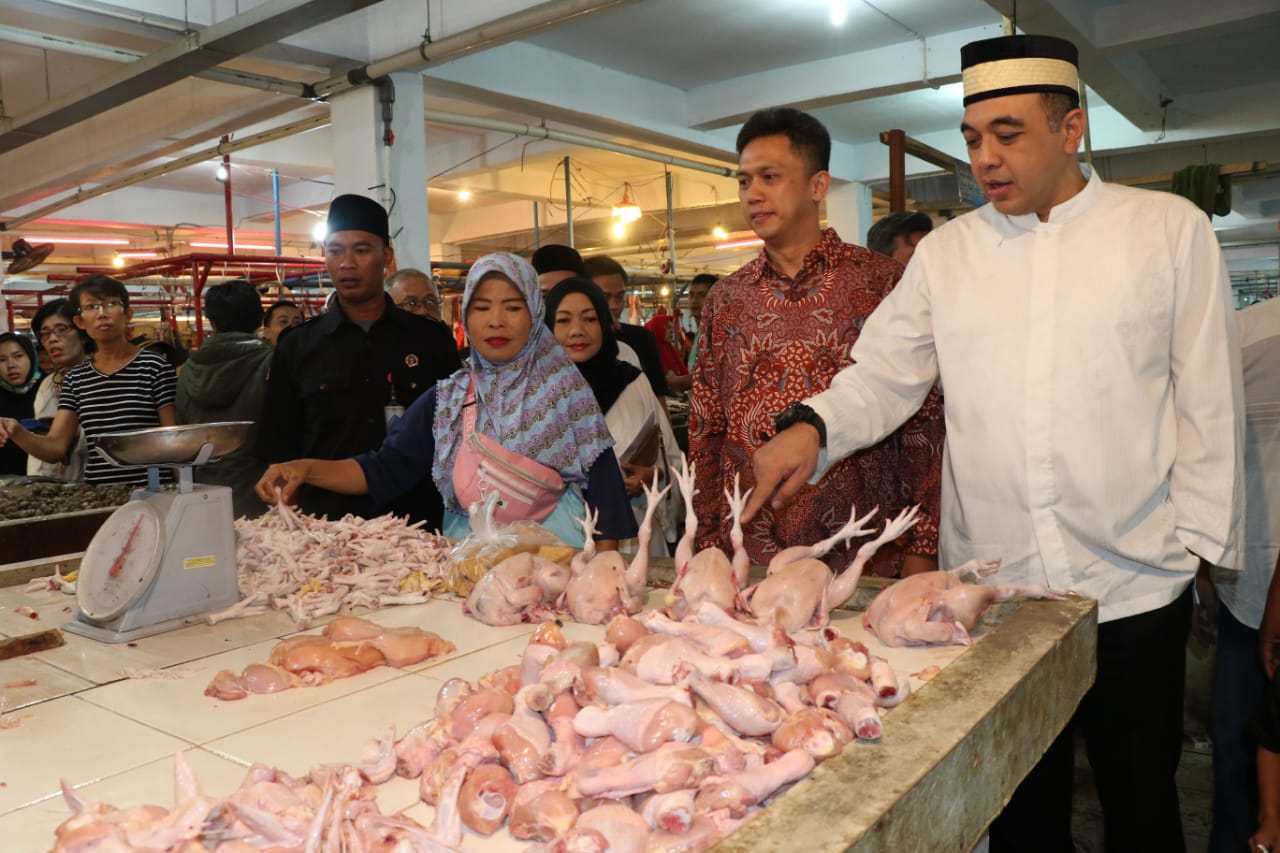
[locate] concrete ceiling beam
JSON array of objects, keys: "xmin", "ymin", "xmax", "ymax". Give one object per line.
[
  {"xmin": 422, "ymin": 42, "xmax": 738, "ymax": 166},
  {"xmin": 982, "ymin": 0, "xmax": 1166, "ymax": 130},
  {"xmin": 1089, "ymin": 0, "xmax": 1280, "ymax": 50},
  {"xmin": 684, "ymin": 24, "xmax": 1004, "ymax": 131},
  {"xmin": 0, "ymin": 0, "xmax": 378, "ymax": 154}
]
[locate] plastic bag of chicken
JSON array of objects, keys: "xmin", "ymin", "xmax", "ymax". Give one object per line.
[{"xmin": 445, "ymin": 494, "xmax": 576, "ymax": 596}]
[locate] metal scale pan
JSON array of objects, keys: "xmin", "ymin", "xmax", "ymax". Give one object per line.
[{"xmin": 63, "ymin": 422, "xmax": 252, "ymax": 643}]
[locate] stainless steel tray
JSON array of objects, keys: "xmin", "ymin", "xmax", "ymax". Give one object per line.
[{"xmin": 95, "ymin": 422, "xmax": 253, "ymax": 466}]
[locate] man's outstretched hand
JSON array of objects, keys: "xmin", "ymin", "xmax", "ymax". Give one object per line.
[{"xmin": 741, "ymin": 423, "xmax": 821, "ymax": 523}]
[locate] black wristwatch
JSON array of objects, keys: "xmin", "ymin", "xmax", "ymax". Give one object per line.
[{"xmin": 774, "ymin": 402, "xmax": 827, "ymax": 448}]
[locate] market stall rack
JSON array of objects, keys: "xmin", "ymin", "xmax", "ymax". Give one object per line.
[{"xmin": 4, "ymin": 254, "xmax": 330, "ymax": 343}]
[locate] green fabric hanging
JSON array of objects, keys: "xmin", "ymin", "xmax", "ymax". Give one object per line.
[{"xmin": 1170, "ymin": 163, "xmax": 1232, "ymax": 217}]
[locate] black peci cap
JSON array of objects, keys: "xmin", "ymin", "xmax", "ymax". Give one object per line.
[
  {"xmin": 960, "ymin": 34, "xmax": 1080, "ymax": 107},
  {"xmin": 326, "ymin": 194, "xmax": 390, "ymax": 241},
  {"xmin": 531, "ymin": 244, "xmax": 586, "ymax": 276}
]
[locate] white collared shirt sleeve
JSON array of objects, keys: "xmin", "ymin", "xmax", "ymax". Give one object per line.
[
  {"xmin": 1166, "ymin": 205, "xmax": 1245, "ymax": 569},
  {"xmin": 808, "ymin": 262, "xmax": 939, "ymax": 478}
]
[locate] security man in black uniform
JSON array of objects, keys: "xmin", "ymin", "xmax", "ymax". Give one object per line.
[{"xmin": 256, "ymin": 194, "xmax": 460, "ymax": 525}]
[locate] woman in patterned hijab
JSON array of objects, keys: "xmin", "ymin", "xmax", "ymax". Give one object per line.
[
  {"xmin": 431, "ymin": 253, "xmax": 615, "ymax": 514},
  {"xmin": 256, "ymin": 253, "xmax": 636, "ymax": 548}
]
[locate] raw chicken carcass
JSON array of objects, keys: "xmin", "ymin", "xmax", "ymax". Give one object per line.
[
  {"xmin": 625, "ymin": 472, "xmax": 670, "ymax": 597},
  {"xmin": 560, "ymin": 508, "xmax": 641, "ymax": 624},
  {"xmin": 464, "ymin": 551, "xmax": 565, "ymax": 626},
  {"xmin": 863, "ymin": 558, "xmax": 1070, "ymax": 647},
  {"xmin": 745, "ymin": 505, "xmax": 919, "ymax": 632},
  {"xmin": 205, "ymin": 618, "xmax": 454, "ymax": 700},
  {"xmin": 357, "ymin": 625, "xmax": 456, "ymax": 668},
  {"xmin": 558, "ymin": 475, "xmax": 668, "ymax": 626},
  {"xmin": 666, "ymin": 463, "xmax": 750, "ymax": 618},
  {"xmin": 269, "ymin": 633, "xmax": 385, "ymax": 682}
]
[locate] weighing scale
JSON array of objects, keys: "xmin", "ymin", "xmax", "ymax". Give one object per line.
[{"xmin": 63, "ymin": 422, "xmax": 252, "ymax": 643}]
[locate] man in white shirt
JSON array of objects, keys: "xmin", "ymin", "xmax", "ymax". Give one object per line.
[
  {"xmin": 1207, "ymin": 294, "xmax": 1280, "ymax": 851},
  {"xmin": 745, "ymin": 34, "xmax": 1244, "ymax": 852}
]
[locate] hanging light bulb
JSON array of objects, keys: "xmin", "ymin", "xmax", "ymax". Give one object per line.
[
  {"xmin": 112, "ymin": 254, "xmax": 125, "ymax": 269},
  {"xmin": 215, "ymin": 164, "xmax": 229, "ymax": 182},
  {"xmin": 612, "ymin": 220, "xmax": 627, "ymax": 239},
  {"xmin": 312, "ymin": 221, "xmax": 328, "ymax": 243},
  {"xmin": 612, "ymin": 183, "xmax": 642, "ymax": 223},
  {"xmin": 457, "ymin": 189, "xmax": 472, "ymax": 202},
  {"xmin": 712, "ymin": 224, "xmax": 729, "ymax": 240}
]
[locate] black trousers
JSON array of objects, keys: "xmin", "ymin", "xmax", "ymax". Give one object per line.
[{"xmin": 989, "ymin": 584, "xmax": 1192, "ymax": 853}]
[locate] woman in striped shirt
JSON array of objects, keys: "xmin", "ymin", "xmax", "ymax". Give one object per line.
[{"xmin": 0, "ymin": 275, "xmax": 176, "ymax": 485}]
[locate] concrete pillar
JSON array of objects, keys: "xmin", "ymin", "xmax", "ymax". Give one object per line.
[
  {"xmin": 329, "ymin": 85, "xmax": 382, "ymax": 200},
  {"xmin": 824, "ymin": 180, "xmax": 874, "ymax": 247},
  {"xmin": 386, "ymin": 72, "xmax": 430, "ymax": 271},
  {"xmin": 328, "ymin": 73, "xmax": 431, "ymax": 271}
]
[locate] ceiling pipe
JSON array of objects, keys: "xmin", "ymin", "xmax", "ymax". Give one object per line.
[
  {"xmin": 311, "ymin": 0, "xmax": 642, "ymax": 100},
  {"xmin": 423, "ymin": 110, "xmax": 734, "ymax": 178},
  {"xmin": 1, "ymin": 113, "xmax": 329, "ymax": 231},
  {"xmin": 0, "ymin": 0, "xmax": 376, "ymax": 154},
  {"xmin": 28, "ymin": 0, "xmax": 192, "ymax": 32},
  {"xmin": 0, "ymin": 24, "xmax": 312, "ymax": 97},
  {"xmin": 1, "ymin": 0, "xmax": 732, "ymax": 236}
]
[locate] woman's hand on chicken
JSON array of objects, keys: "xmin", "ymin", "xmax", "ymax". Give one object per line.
[{"xmin": 256, "ymin": 458, "xmax": 367, "ymax": 505}]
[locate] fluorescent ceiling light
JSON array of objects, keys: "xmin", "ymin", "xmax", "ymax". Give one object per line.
[
  {"xmin": 714, "ymin": 237, "xmax": 764, "ymax": 250},
  {"xmin": 189, "ymin": 242, "xmax": 275, "ymax": 250},
  {"xmin": 22, "ymin": 235, "xmax": 130, "ymax": 245}
]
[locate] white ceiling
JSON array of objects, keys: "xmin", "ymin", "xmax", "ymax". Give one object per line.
[{"xmin": 0, "ymin": 0, "xmax": 1277, "ymax": 293}]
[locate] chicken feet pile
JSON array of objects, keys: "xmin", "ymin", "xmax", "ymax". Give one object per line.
[{"xmin": 215, "ymin": 503, "xmax": 452, "ymax": 628}]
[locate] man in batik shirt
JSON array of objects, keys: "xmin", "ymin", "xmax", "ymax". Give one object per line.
[{"xmin": 690, "ymin": 107, "xmax": 943, "ymax": 576}]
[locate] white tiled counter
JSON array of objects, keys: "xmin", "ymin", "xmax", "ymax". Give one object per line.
[{"xmin": 0, "ymin": 577, "xmax": 1095, "ymax": 852}]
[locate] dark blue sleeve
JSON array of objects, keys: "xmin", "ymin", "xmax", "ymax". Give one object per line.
[
  {"xmin": 355, "ymin": 386, "xmax": 438, "ymax": 512},
  {"xmin": 582, "ymin": 448, "xmax": 639, "ymax": 540}
]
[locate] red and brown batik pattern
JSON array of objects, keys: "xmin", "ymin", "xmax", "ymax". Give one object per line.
[{"xmin": 689, "ymin": 228, "xmax": 944, "ymax": 577}]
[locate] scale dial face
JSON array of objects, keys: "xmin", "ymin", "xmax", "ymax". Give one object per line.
[{"xmin": 78, "ymin": 500, "xmax": 165, "ymax": 622}]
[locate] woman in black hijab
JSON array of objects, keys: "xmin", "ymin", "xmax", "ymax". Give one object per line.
[
  {"xmin": 545, "ymin": 277, "xmax": 681, "ymax": 555},
  {"xmin": 0, "ymin": 332, "xmax": 43, "ymax": 474},
  {"xmin": 545, "ymin": 277, "xmax": 641, "ymax": 412}
]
